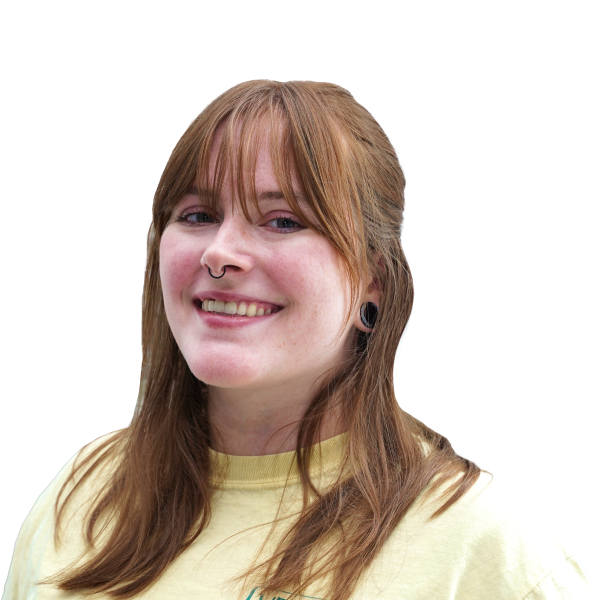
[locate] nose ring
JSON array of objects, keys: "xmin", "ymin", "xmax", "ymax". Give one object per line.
[{"xmin": 208, "ymin": 267, "xmax": 226, "ymax": 279}]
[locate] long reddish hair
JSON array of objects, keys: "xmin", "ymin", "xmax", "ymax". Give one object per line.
[{"xmin": 49, "ymin": 80, "xmax": 480, "ymax": 599}]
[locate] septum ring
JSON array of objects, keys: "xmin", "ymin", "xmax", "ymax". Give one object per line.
[{"xmin": 208, "ymin": 266, "xmax": 226, "ymax": 279}]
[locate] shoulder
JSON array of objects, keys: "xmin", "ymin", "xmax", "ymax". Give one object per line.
[
  {"xmin": 17, "ymin": 430, "xmax": 122, "ymax": 530},
  {"xmin": 24, "ymin": 429, "xmax": 121, "ymax": 524},
  {"xmin": 422, "ymin": 472, "xmax": 570, "ymax": 555},
  {"xmin": 364, "ymin": 472, "xmax": 599, "ymax": 599},
  {"xmin": 5, "ymin": 430, "xmax": 125, "ymax": 597}
]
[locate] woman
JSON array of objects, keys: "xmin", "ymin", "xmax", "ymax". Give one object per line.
[{"xmin": 3, "ymin": 80, "xmax": 596, "ymax": 600}]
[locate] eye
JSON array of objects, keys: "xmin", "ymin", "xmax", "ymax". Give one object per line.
[
  {"xmin": 267, "ymin": 215, "xmax": 303, "ymax": 229},
  {"xmin": 176, "ymin": 209, "xmax": 218, "ymax": 225},
  {"xmin": 176, "ymin": 211, "xmax": 304, "ymax": 231}
]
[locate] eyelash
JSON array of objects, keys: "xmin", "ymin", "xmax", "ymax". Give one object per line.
[{"xmin": 175, "ymin": 210, "xmax": 304, "ymax": 233}]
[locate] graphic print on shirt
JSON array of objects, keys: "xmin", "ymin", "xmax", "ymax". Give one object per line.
[{"xmin": 246, "ymin": 587, "xmax": 327, "ymax": 600}]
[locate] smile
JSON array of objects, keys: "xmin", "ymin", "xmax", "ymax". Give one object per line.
[
  {"xmin": 196, "ymin": 298, "xmax": 282, "ymax": 317},
  {"xmin": 194, "ymin": 302, "xmax": 283, "ymax": 329}
]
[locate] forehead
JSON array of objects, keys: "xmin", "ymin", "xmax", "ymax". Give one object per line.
[
  {"xmin": 186, "ymin": 183, "xmax": 308, "ymax": 211},
  {"xmin": 209, "ymin": 121, "xmax": 273, "ymax": 173},
  {"xmin": 198, "ymin": 120, "xmax": 310, "ymax": 209}
]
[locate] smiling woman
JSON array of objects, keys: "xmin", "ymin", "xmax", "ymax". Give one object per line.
[
  {"xmin": 159, "ymin": 123, "xmax": 368, "ymax": 445},
  {"xmin": 3, "ymin": 81, "xmax": 597, "ymax": 600}
]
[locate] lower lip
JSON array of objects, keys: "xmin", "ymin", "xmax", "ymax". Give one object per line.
[{"xmin": 195, "ymin": 305, "xmax": 280, "ymax": 328}]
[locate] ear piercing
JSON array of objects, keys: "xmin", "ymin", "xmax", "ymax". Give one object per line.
[
  {"xmin": 208, "ymin": 267, "xmax": 226, "ymax": 279},
  {"xmin": 360, "ymin": 302, "xmax": 379, "ymax": 329}
]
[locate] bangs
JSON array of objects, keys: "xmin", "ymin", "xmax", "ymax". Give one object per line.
[{"xmin": 197, "ymin": 102, "xmax": 316, "ymax": 234}]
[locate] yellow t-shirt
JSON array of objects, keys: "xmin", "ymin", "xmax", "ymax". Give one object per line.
[{"xmin": 3, "ymin": 433, "xmax": 598, "ymax": 599}]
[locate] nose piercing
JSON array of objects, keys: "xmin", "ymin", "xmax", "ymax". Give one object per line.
[{"xmin": 208, "ymin": 267, "xmax": 226, "ymax": 279}]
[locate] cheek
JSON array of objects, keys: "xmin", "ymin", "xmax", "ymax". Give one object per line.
[{"xmin": 159, "ymin": 231, "xmax": 201, "ymax": 301}]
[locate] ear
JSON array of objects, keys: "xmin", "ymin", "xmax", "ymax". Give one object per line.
[
  {"xmin": 356, "ymin": 251, "xmax": 383, "ymax": 333},
  {"xmin": 367, "ymin": 253, "xmax": 384, "ymax": 298}
]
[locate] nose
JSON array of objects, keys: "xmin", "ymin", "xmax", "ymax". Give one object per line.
[{"xmin": 201, "ymin": 211, "xmax": 253, "ymax": 279}]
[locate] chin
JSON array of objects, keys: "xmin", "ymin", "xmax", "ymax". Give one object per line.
[{"xmin": 188, "ymin": 361, "xmax": 261, "ymax": 387}]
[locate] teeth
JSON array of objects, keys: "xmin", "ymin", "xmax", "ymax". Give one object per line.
[{"xmin": 200, "ymin": 298, "xmax": 278, "ymax": 317}]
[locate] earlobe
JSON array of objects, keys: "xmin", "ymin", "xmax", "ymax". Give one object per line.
[{"xmin": 358, "ymin": 302, "xmax": 379, "ymax": 331}]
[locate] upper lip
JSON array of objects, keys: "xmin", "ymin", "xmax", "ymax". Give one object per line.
[{"xmin": 193, "ymin": 290, "xmax": 284, "ymax": 308}]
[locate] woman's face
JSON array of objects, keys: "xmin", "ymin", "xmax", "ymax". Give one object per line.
[{"xmin": 159, "ymin": 130, "xmax": 363, "ymax": 395}]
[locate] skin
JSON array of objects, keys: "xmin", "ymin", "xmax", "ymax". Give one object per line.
[{"xmin": 159, "ymin": 127, "xmax": 379, "ymax": 456}]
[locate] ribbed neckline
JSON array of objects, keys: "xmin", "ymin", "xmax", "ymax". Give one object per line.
[{"xmin": 210, "ymin": 433, "xmax": 348, "ymax": 490}]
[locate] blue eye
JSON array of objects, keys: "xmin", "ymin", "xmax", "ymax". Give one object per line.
[
  {"xmin": 177, "ymin": 211, "xmax": 303, "ymax": 231},
  {"xmin": 177, "ymin": 211, "xmax": 217, "ymax": 225},
  {"xmin": 267, "ymin": 215, "xmax": 302, "ymax": 229}
]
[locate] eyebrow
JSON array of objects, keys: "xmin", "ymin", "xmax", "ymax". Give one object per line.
[{"xmin": 187, "ymin": 185, "xmax": 307, "ymax": 205}]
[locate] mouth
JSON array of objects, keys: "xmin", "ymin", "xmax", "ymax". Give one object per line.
[
  {"xmin": 194, "ymin": 297, "xmax": 283, "ymax": 318},
  {"xmin": 194, "ymin": 299, "xmax": 283, "ymax": 321}
]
